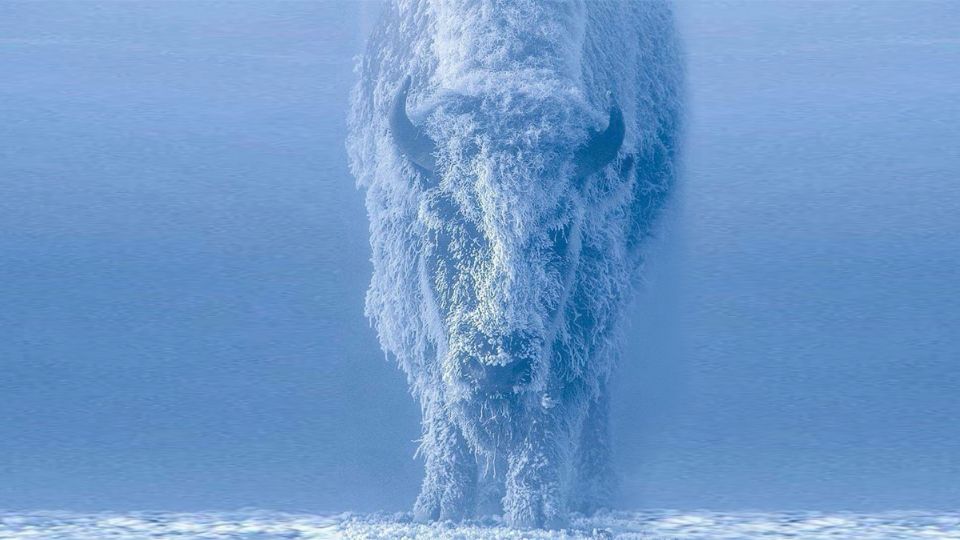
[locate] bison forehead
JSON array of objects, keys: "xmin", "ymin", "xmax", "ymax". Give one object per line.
[
  {"xmin": 432, "ymin": 0, "xmax": 588, "ymax": 92},
  {"xmin": 420, "ymin": 92, "xmax": 599, "ymax": 200},
  {"xmin": 422, "ymin": 88, "xmax": 594, "ymax": 147}
]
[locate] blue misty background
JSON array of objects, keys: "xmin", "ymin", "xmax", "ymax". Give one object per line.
[{"xmin": 1, "ymin": 0, "xmax": 957, "ymax": 513}]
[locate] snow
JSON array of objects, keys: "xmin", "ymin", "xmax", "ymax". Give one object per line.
[{"xmin": 2, "ymin": 510, "xmax": 958, "ymax": 539}]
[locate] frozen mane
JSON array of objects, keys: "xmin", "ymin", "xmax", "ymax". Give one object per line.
[{"xmin": 347, "ymin": 0, "xmax": 683, "ymax": 528}]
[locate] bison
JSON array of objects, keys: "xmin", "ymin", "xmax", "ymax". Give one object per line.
[{"xmin": 347, "ymin": 0, "xmax": 683, "ymax": 528}]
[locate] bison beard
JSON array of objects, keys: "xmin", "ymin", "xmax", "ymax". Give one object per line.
[{"xmin": 347, "ymin": 0, "xmax": 683, "ymax": 529}]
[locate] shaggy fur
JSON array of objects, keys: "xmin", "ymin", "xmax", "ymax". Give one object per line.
[{"xmin": 347, "ymin": 0, "xmax": 683, "ymax": 528}]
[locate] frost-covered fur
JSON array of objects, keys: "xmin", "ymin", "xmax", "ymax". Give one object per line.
[{"xmin": 347, "ymin": 0, "xmax": 682, "ymax": 529}]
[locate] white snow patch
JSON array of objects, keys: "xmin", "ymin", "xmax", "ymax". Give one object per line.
[{"xmin": 1, "ymin": 510, "xmax": 958, "ymax": 539}]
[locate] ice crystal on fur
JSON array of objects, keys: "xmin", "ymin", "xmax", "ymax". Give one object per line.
[{"xmin": 347, "ymin": 0, "xmax": 683, "ymax": 528}]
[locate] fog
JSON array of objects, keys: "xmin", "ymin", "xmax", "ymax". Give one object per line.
[{"xmin": 1, "ymin": 0, "xmax": 957, "ymax": 514}]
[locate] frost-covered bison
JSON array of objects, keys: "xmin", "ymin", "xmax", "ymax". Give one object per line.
[{"xmin": 347, "ymin": 0, "xmax": 682, "ymax": 529}]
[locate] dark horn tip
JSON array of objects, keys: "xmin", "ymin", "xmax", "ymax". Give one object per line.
[
  {"xmin": 575, "ymin": 104, "xmax": 626, "ymax": 180},
  {"xmin": 389, "ymin": 76, "xmax": 437, "ymax": 173}
]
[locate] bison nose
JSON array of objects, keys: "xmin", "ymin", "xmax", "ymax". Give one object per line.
[
  {"xmin": 465, "ymin": 356, "xmax": 533, "ymax": 392},
  {"xmin": 473, "ymin": 330, "xmax": 539, "ymax": 358}
]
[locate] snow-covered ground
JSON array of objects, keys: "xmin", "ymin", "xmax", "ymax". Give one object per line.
[{"xmin": 2, "ymin": 510, "xmax": 958, "ymax": 539}]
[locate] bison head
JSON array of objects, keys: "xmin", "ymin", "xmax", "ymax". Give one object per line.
[{"xmin": 389, "ymin": 77, "xmax": 626, "ymax": 440}]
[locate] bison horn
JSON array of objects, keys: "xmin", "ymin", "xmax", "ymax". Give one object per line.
[
  {"xmin": 575, "ymin": 105, "xmax": 625, "ymax": 179},
  {"xmin": 389, "ymin": 77, "xmax": 437, "ymax": 173}
]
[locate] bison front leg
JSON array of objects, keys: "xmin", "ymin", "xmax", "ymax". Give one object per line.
[
  {"xmin": 503, "ymin": 413, "xmax": 572, "ymax": 529},
  {"xmin": 572, "ymin": 388, "xmax": 616, "ymax": 514},
  {"xmin": 413, "ymin": 400, "xmax": 478, "ymax": 522}
]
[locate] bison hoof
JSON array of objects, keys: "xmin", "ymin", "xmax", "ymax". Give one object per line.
[
  {"xmin": 507, "ymin": 509, "xmax": 568, "ymax": 530},
  {"xmin": 412, "ymin": 498, "xmax": 439, "ymax": 523},
  {"xmin": 413, "ymin": 489, "xmax": 474, "ymax": 523},
  {"xmin": 504, "ymin": 493, "xmax": 567, "ymax": 530}
]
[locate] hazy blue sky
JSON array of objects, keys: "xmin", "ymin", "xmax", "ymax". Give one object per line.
[{"xmin": 1, "ymin": 1, "xmax": 957, "ymax": 513}]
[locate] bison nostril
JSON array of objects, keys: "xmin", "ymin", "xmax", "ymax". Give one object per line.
[{"xmin": 459, "ymin": 331, "xmax": 540, "ymax": 390}]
